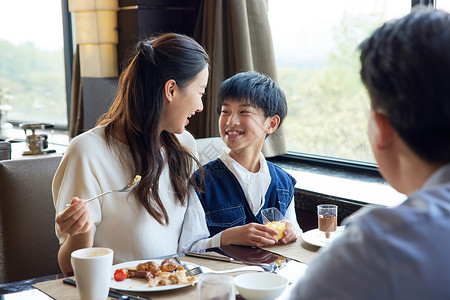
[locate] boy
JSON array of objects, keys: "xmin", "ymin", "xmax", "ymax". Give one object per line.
[
  {"xmin": 288, "ymin": 8, "xmax": 450, "ymax": 299},
  {"xmin": 193, "ymin": 71, "xmax": 301, "ymax": 249}
]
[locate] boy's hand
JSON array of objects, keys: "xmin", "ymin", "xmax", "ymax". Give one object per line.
[
  {"xmin": 280, "ymin": 220, "xmax": 298, "ymax": 244},
  {"xmin": 221, "ymin": 223, "xmax": 279, "ymax": 247}
]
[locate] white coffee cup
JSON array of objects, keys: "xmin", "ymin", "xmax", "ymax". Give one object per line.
[{"xmin": 71, "ymin": 247, "xmax": 114, "ymax": 300}]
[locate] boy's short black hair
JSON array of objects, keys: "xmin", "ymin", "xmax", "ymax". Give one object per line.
[
  {"xmin": 359, "ymin": 7, "xmax": 450, "ymax": 164},
  {"xmin": 217, "ymin": 71, "xmax": 288, "ymax": 123}
]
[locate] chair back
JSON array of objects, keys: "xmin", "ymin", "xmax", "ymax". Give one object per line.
[
  {"xmin": 0, "ymin": 155, "xmax": 62, "ymax": 283},
  {"xmin": 0, "ymin": 141, "xmax": 11, "ymax": 160}
]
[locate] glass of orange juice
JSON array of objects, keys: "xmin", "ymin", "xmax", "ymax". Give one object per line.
[{"xmin": 261, "ymin": 207, "xmax": 286, "ymax": 241}]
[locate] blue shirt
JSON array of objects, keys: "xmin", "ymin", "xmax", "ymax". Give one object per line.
[
  {"xmin": 289, "ymin": 163, "xmax": 450, "ymax": 300},
  {"xmin": 194, "ymin": 158, "xmax": 296, "ymax": 237}
]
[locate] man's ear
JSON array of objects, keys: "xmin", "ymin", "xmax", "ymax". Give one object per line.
[
  {"xmin": 164, "ymin": 79, "xmax": 177, "ymax": 102},
  {"xmin": 265, "ymin": 115, "xmax": 281, "ymax": 134},
  {"xmin": 372, "ymin": 110, "xmax": 394, "ymax": 150}
]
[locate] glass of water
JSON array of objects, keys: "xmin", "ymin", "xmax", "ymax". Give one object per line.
[{"xmin": 197, "ymin": 274, "xmax": 234, "ymax": 300}]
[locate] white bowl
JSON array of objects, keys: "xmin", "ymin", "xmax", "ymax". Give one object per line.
[{"xmin": 233, "ymin": 272, "xmax": 289, "ymax": 300}]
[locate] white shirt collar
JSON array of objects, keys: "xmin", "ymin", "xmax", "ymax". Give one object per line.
[
  {"xmin": 219, "ymin": 149, "xmax": 272, "ymax": 215},
  {"xmin": 423, "ymin": 163, "xmax": 450, "ymax": 189}
]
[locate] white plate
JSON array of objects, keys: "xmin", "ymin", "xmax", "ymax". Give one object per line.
[
  {"xmin": 301, "ymin": 226, "xmax": 345, "ymax": 247},
  {"xmin": 110, "ymin": 259, "xmax": 199, "ymax": 292}
]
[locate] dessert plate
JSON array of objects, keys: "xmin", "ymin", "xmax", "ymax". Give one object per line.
[
  {"xmin": 110, "ymin": 259, "xmax": 200, "ymax": 292},
  {"xmin": 301, "ymin": 226, "xmax": 345, "ymax": 247}
]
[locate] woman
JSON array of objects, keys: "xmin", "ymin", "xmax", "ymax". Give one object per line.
[{"xmin": 53, "ymin": 33, "xmax": 210, "ymax": 273}]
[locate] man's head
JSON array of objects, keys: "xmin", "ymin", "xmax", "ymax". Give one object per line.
[
  {"xmin": 217, "ymin": 71, "xmax": 287, "ymax": 153},
  {"xmin": 360, "ymin": 7, "xmax": 450, "ymax": 165}
]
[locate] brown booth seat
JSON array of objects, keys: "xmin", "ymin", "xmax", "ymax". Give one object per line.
[
  {"xmin": 0, "ymin": 141, "xmax": 11, "ymax": 160},
  {"xmin": 0, "ymin": 155, "xmax": 62, "ymax": 283}
]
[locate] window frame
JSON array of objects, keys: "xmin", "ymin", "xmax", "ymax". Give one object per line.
[
  {"xmin": 280, "ymin": 152, "xmax": 380, "ymax": 176},
  {"xmin": 61, "ymin": 0, "xmax": 73, "ymax": 130}
]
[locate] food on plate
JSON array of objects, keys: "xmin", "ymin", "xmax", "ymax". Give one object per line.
[
  {"xmin": 266, "ymin": 221, "xmax": 286, "ymax": 240},
  {"xmin": 114, "ymin": 268, "xmax": 128, "ymax": 281},
  {"xmin": 134, "ymin": 261, "xmax": 160, "ymax": 277},
  {"xmin": 113, "ymin": 258, "xmax": 196, "ymax": 287},
  {"xmin": 160, "ymin": 257, "xmax": 178, "ymax": 272}
]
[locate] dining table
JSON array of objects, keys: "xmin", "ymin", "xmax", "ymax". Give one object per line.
[{"xmin": 0, "ymin": 238, "xmax": 322, "ymax": 300}]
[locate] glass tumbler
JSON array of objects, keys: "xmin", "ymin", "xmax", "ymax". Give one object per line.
[
  {"xmin": 317, "ymin": 204, "xmax": 338, "ymax": 241},
  {"xmin": 197, "ymin": 274, "xmax": 234, "ymax": 300}
]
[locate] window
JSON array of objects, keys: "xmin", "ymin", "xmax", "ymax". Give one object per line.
[
  {"xmin": 437, "ymin": 0, "xmax": 450, "ymax": 11},
  {"xmin": 268, "ymin": 0, "xmax": 411, "ymax": 164},
  {"xmin": 0, "ymin": 0, "xmax": 68, "ymax": 128}
]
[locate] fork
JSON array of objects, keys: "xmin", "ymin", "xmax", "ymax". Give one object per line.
[
  {"xmin": 66, "ymin": 175, "xmax": 141, "ymax": 207},
  {"xmin": 185, "ymin": 265, "xmax": 264, "ymax": 276}
]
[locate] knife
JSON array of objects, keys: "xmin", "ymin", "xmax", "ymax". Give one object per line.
[
  {"xmin": 108, "ymin": 288, "xmax": 152, "ymax": 300},
  {"xmin": 185, "ymin": 251, "xmax": 247, "ymax": 264},
  {"xmin": 63, "ymin": 278, "xmax": 152, "ymax": 300},
  {"xmin": 185, "ymin": 250, "xmax": 273, "ymax": 271}
]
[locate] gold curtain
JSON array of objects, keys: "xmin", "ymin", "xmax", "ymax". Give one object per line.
[
  {"xmin": 69, "ymin": 45, "xmax": 84, "ymax": 138},
  {"xmin": 189, "ymin": 0, "xmax": 286, "ymax": 157}
]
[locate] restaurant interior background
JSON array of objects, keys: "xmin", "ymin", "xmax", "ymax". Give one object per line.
[{"xmin": 1, "ymin": 0, "xmax": 449, "ymax": 244}]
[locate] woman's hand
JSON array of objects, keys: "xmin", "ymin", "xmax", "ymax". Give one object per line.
[
  {"xmin": 280, "ymin": 220, "xmax": 298, "ymax": 244},
  {"xmin": 221, "ymin": 223, "xmax": 279, "ymax": 247},
  {"xmin": 56, "ymin": 197, "xmax": 94, "ymax": 236}
]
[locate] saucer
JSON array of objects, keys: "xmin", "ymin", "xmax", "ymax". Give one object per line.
[{"xmin": 300, "ymin": 226, "xmax": 345, "ymax": 247}]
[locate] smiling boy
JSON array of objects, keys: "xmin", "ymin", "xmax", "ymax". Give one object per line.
[{"xmin": 192, "ymin": 71, "xmax": 301, "ymax": 248}]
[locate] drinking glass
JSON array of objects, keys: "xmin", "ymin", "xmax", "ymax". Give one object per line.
[
  {"xmin": 261, "ymin": 207, "xmax": 286, "ymax": 241},
  {"xmin": 317, "ymin": 204, "xmax": 338, "ymax": 242},
  {"xmin": 197, "ymin": 274, "xmax": 234, "ymax": 300}
]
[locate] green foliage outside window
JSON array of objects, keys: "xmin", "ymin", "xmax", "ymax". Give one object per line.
[
  {"xmin": 0, "ymin": 40, "xmax": 67, "ymax": 126},
  {"xmin": 279, "ymin": 14, "xmax": 388, "ymax": 163}
]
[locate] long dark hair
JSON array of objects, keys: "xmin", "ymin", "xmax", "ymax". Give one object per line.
[{"xmin": 98, "ymin": 33, "xmax": 209, "ymax": 225}]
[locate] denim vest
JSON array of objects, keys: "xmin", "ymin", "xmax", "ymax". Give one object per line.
[{"xmin": 194, "ymin": 159, "xmax": 296, "ymax": 237}]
